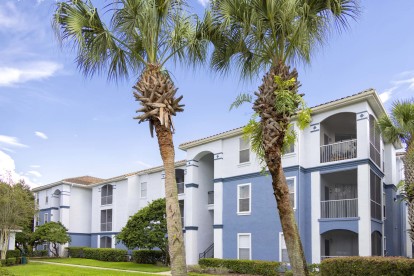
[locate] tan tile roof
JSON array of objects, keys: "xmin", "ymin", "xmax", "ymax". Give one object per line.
[
  {"xmin": 63, "ymin": 176, "xmax": 105, "ymax": 185},
  {"xmin": 179, "ymin": 88, "xmax": 376, "ymax": 148}
]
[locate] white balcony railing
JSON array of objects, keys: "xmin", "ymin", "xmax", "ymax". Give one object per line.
[
  {"xmin": 208, "ymin": 191, "xmax": 214, "ymax": 205},
  {"xmin": 320, "ymin": 139, "xmax": 357, "ymax": 163},
  {"xmin": 321, "ymin": 198, "xmax": 358, "ymax": 218}
]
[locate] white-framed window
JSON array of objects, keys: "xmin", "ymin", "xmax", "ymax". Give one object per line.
[
  {"xmin": 383, "ymin": 192, "xmax": 386, "ymax": 220},
  {"xmin": 101, "ymin": 209, "xmax": 113, "ymax": 231},
  {"xmin": 279, "ymin": 232, "xmax": 289, "ymax": 263},
  {"xmin": 45, "ymin": 195, "xmax": 48, "ymax": 205},
  {"xmin": 239, "ymin": 137, "xmax": 250, "ymax": 163},
  {"xmin": 101, "ymin": 184, "xmax": 113, "ymax": 205},
  {"xmin": 237, "ymin": 233, "xmax": 251, "ymax": 260},
  {"xmin": 284, "ymin": 143, "xmax": 295, "ymax": 155},
  {"xmin": 237, "ymin": 184, "xmax": 251, "ymax": 215},
  {"xmin": 140, "ymin": 182, "xmax": 147, "ymax": 198},
  {"xmin": 35, "ymin": 215, "xmax": 40, "ymax": 226},
  {"xmin": 100, "ymin": 236, "xmax": 112, "ymax": 248},
  {"xmin": 44, "ymin": 213, "xmax": 49, "ymax": 224},
  {"xmin": 286, "ymin": 177, "xmax": 296, "ymax": 209},
  {"xmin": 384, "ymin": 236, "xmax": 387, "ymax": 256},
  {"xmin": 43, "ymin": 243, "xmax": 48, "ymax": 251}
]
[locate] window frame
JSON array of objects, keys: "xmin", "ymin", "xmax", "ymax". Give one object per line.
[
  {"xmin": 237, "ymin": 233, "xmax": 251, "ymax": 260},
  {"xmin": 279, "ymin": 232, "xmax": 289, "ymax": 264},
  {"xmin": 286, "ymin": 177, "xmax": 297, "ymax": 210},
  {"xmin": 44, "ymin": 213, "xmax": 49, "ymax": 224},
  {"xmin": 100, "ymin": 209, "xmax": 113, "ymax": 232},
  {"xmin": 100, "ymin": 236, "xmax": 112, "ymax": 248},
  {"xmin": 140, "ymin": 182, "xmax": 147, "ymax": 198},
  {"xmin": 101, "ymin": 184, "xmax": 113, "ymax": 206},
  {"xmin": 237, "ymin": 183, "xmax": 251, "ymax": 215},
  {"xmin": 239, "ymin": 137, "xmax": 250, "ymax": 164}
]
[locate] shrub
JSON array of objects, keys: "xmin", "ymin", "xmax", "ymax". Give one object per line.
[
  {"xmin": 188, "ymin": 264, "xmax": 230, "ymax": 274},
  {"xmin": 320, "ymin": 257, "xmax": 414, "ymax": 276},
  {"xmin": 0, "ymin": 258, "xmax": 16, "ymax": 267},
  {"xmin": 27, "ymin": 250, "xmax": 48, "ymax": 257},
  {"xmin": 83, "ymin": 248, "xmax": 127, "ymax": 262},
  {"xmin": 66, "ymin": 247, "xmax": 87, "ymax": 258},
  {"xmin": 0, "ymin": 267, "xmax": 14, "ymax": 275},
  {"xmin": 199, "ymin": 258, "xmax": 282, "ymax": 276},
  {"xmin": 132, "ymin": 250, "xmax": 165, "ymax": 264},
  {"xmin": 5, "ymin": 250, "xmax": 20, "ymax": 259}
]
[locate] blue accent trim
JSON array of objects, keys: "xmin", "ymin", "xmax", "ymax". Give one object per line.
[
  {"xmin": 371, "ymin": 218, "xmax": 383, "ymax": 224},
  {"xmin": 60, "ymin": 205, "xmax": 70, "ymax": 209},
  {"xmin": 67, "ymin": 232, "xmax": 90, "ymax": 236},
  {"xmin": 184, "ymin": 226, "xmax": 198, "ymax": 231},
  {"xmin": 213, "ymin": 224, "xmax": 223, "ymax": 229},
  {"xmin": 39, "ymin": 207, "xmax": 59, "ymax": 211},
  {"xmin": 318, "ymin": 217, "xmax": 360, "ymax": 222},
  {"xmin": 90, "ymin": 232, "xmax": 120, "ymax": 235},
  {"xmin": 185, "ymin": 183, "xmax": 199, "ymax": 188}
]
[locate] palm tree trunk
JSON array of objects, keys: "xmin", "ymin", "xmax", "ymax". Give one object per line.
[
  {"xmin": 254, "ymin": 63, "xmax": 308, "ymax": 276},
  {"xmin": 153, "ymin": 119, "xmax": 187, "ymax": 276},
  {"xmin": 404, "ymin": 141, "xmax": 414, "ymax": 242}
]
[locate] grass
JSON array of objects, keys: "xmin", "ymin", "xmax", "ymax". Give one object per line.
[
  {"xmin": 3, "ymin": 262, "xmax": 159, "ymax": 275},
  {"xmin": 34, "ymin": 258, "xmax": 169, "ymax": 273}
]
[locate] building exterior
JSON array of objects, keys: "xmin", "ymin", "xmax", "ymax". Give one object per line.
[{"xmin": 32, "ymin": 89, "xmax": 411, "ymax": 264}]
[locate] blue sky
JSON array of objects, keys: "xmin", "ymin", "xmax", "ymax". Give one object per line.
[{"xmin": 0, "ymin": 0, "xmax": 413, "ymax": 187}]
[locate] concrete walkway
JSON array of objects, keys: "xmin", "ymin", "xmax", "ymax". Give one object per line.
[{"xmin": 30, "ymin": 260, "xmax": 171, "ymax": 275}]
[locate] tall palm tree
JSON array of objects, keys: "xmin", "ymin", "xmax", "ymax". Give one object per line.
[
  {"xmin": 209, "ymin": 1, "xmax": 358, "ymax": 275},
  {"xmin": 53, "ymin": 1, "xmax": 208, "ymax": 274},
  {"xmin": 378, "ymin": 99, "xmax": 414, "ymax": 242}
]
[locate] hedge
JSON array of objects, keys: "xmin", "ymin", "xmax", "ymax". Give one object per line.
[
  {"xmin": 320, "ymin": 257, "xmax": 414, "ymax": 276},
  {"xmin": 5, "ymin": 251, "xmax": 20, "ymax": 259},
  {"xmin": 83, "ymin": 248, "xmax": 127, "ymax": 262},
  {"xmin": 0, "ymin": 258, "xmax": 16, "ymax": 267},
  {"xmin": 0, "ymin": 267, "xmax": 14, "ymax": 275},
  {"xmin": 27, "ymin": 250, "xmax": 48, "ymax": 257},
  {"xmin": 66, "ymin": 247, "xmax": 87, "ymax": 258},
  {"xmin": 132, "ymin": 250, "xmax": 165, "ymax": 264},
  {"xmin": 199, "ymin": 258, "xmax": 282, "ymax": 276}
]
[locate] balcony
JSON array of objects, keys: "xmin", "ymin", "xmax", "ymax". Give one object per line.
[
  {"xmin": 320, "ymin": 139, "xmax": 357, "ymax": 163},
  {"xmin": 321, "ymin": 198, "xmax": 358, "ymax": 218},
  {"xmin": 321, "ymin": 230, "xmax": 358, "ymax": 259},
  {"xmin": 208, "ymin": 191, "xmax": 214, "ymax": 210},
  {"xmin": 177, "ymin": 182, "xmax": 184, "ymax": 195}
]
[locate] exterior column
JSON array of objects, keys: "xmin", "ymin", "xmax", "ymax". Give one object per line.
[
  {"xmin": 213, "ymin": 152, "xmax": 224, "ymax": 259},
  {"xmin": 358, "ymin": 164, "xmax": 371, "ymax": 256},
  {"xmin": 311, "ymin": 171, "xmax": 321, "ymax": 264},
  {"xmin": 184, "ymin": 159, "xmax": 199, "ymax": 265},
  {"xmin": 356, "ymin": 111, "xmax": 370, "ymax": 159}
]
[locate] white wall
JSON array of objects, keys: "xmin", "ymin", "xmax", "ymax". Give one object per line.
[{"xmin": 69, "ymin": 186, "xmax": 92, "ymax": 233}]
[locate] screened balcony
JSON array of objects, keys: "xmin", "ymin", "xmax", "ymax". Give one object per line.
[
  {"xmin": 321, "ymin": 230, "xmax": 358, "ymax": 260},
  {"xmin": 321, "ymin": 170, "xmax": 358, "ymax": 219},
  {"xmin": 320, "ymin": 113, "xmax": 357, "ymax": 163}
]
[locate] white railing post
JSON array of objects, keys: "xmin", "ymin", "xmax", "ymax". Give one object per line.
[
  {"xmin": 320, "ymin": 139, "xmax": 357, "ymax": 163},
  {"xmin": 320, "ymin": 198, "xmax": 358, "ymax": 218}
]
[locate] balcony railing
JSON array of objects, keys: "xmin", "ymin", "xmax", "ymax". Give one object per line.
[
  {"xmin": 208, "ymin": 191, "xmax": 214, "ymax": 205},
  {"xmin": 177, "ymin": 182, "xmax": 184, "ymax": 195},
  {"xmin": 321, "ymin": 198, "xmax": 358, "ymax": 218},
  {"xmin": 320, "ymin": 139, "xmax": 357, "ymax": 163},
  {"xmin": 370, "ymin": 142, "xmax": 381, "ymax": 168}
]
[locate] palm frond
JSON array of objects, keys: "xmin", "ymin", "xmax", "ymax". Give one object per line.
[{"xmin": 229, "ymin": 93, "xmax": 252, "ymax": 110}]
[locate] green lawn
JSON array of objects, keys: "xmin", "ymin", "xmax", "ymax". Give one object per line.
[
  {"xmin": 3, "ymin": 262, "xmax": 159, "ymax": 275},
  {"xmin": 34, "ymin": 258, "xmax": 169, "ymax": 273}
]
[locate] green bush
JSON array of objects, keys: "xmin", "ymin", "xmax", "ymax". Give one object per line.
[
  {"xmin": 0, "ymin": 267, "xmax": 14, "ymax": 275},
  {"xmin": 320, "ymin": 257, "xmax": 414, "ymax": 276},
  {"xmin": 199, "ymin": 258, "xmax": 282, "ymax": 276},
  {"xmin": 27, "ymin": 250, "xmax": 48, "ymax": 257},
  {"xmin": 132, "ymin": 250, "xmax": 165, "ymax": 264},
  {"xmin": 0, "ymin": 258, "xmax": 16, "ymax": 267},
  {"xmin": 83, "ymin": 248, "xmax": 127, "ymax": 262},
  {"xmin": 66, "ymin": 247, "xmax": 87, "ymax": 258},
  {"xmin": 5, "ymin": 250, "xmax": 20, "ymax": 259}
]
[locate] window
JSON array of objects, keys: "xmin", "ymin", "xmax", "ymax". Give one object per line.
[
  {"xmin": 101, "ymin": 209, "xmax": 113, "ymax": 231},
  {"xmin": 45, "ymin": 196, "xmax": 48, "ymax": 205},
  {"xmin": 371, "ymin": 231, "xmax": 382, "ymax": 256},
  {"xmin": 100, "ymin": 236, "xmax": 112, "ymax": 248},
  {"xmin": 279, "ymin": 233, "xmax": 289, "ymax": 263},
  {"xmin": 101, "ymin": 185, "xmax": 113, "ymax": 205},
  {"xmin": 284, "ymin": 143, "xmax": 295, "ymax": 154},
  {"xmin": 36, "ymin": 193, "xmax": 39, "ymax": 206},
  {"xmin": 286, "ymin": 177, "xmax": 296, "ymax": 209},
  {"xmin": 370, "ymin": 171, "xmax": 382, "ymax": 220},
  {"xmin": 239, "ymin": 137, "xmax": 250, "ymax": 163},
  {"xmin": 140, "ymin": 182, "xmax": 147, "ymax": 198},
  {"xmin": 383, "ymin": 193, "xmax": 386, "ymax": 220},
  {"xmin": 237, "ymin": 233, "xmax": 251, "ymax": 260},
  {"xmin": 237, "ymin": 184, "xmax": 251, "ymax": 214},
  {"xmin": 36, "ymin": 215, "xmax": 40, "ymax": 226},
  {"xmin": 384, "ymin": 236, "xmax": 387, "ymax": 256},
  {"xmin": 44, "ymin": 213, "xmax": 49, "ymax": 224}
]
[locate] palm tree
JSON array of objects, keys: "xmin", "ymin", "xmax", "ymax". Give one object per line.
[
  {"xmin": 378, "ymin": 99, "xmax": 414, "ymax": 242},
  {"xmin": 53, "ymin": 1, "xmax": 208, "ymax": 274},
  {"xmin": 209, "ymin": 1, "xmax": 358, "ymax": 275}
]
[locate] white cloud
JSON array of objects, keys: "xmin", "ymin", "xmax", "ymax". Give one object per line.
[
  {"xmin": 30, "ymin": 165, "xmax": 41, "ymax": 168},
  {"xmin": 35, "ymin": 131, "xmax": 48, "ymax": 140},
  {"xmin": 0, "ymin": 2, "xmax": 23, "ymax": 30},
  {"xmin": 0, "ymin": 135, "xmax": 28, "ymax": 148},
  {"xmin": 28, "ymin": 170, "xmax": 42, "ymax": 178},
  {"xmin": 198, "ymin": 0, "xmax": 210, "ymax": 7},
  {"xmin": 0, "ymin": 150, "xmax": 37, "ymax": 188},
  {"xmin": 380, "ymin": 72, "xmax": 414, "ymax": 103},
  {"xmin": 136, "ymin": 160, "xmax": 153, "ymax": 168},
  {"xmin": 0, "ymin": 61, "xmax": 62, "ymax": 87}
]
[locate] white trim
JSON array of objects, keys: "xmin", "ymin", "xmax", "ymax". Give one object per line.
[
  {"xmin": 237, "ymin": 183, "xmax": 251, "ymax": 215},
  {"xmin": 237, "ymin": 233, "xmax": 251, "ymax": 260},
  {"xmin": 239, "ymin": 137, "xmax": 251, "ymax": 164},
  {"xmin": 140, "ymin": 182, "xmax": 147, "ymax": 198},
  {"xmin": 286, "ymin": 177, "xmax": 297, "ymax": 210},
  {"xmin": 279, "ymin": 232, "xmax": 289, "ymax": 264}
]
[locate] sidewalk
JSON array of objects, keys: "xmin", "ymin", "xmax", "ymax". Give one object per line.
[{"xmin": 30, "ymin": 260, "xmax": 172, "ymax": 275}]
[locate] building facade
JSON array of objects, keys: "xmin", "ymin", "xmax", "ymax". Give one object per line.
[{"xmin": 32, "ymin": 89, "xmax": 411, "ymax": 263}]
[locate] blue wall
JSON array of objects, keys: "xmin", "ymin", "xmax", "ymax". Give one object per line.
[
  {"xmin": 221, "ymin": 168, "xmax": 312, "ymax": 262},
  {"xmin": 69, "ymin": 233, "xmax": 91, "ymax": 247}
]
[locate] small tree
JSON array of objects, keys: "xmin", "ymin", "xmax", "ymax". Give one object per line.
[
  {"xmin": 0, "ymin": 178, "xmax": 36, "ymax": 260},
  {"xmin": 117, "ymin": 198, "xmax": 168, "ymax": 264},
  {"xmin": 33, "ymin": 222, "xmax": 71, "ymax": 257}
]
